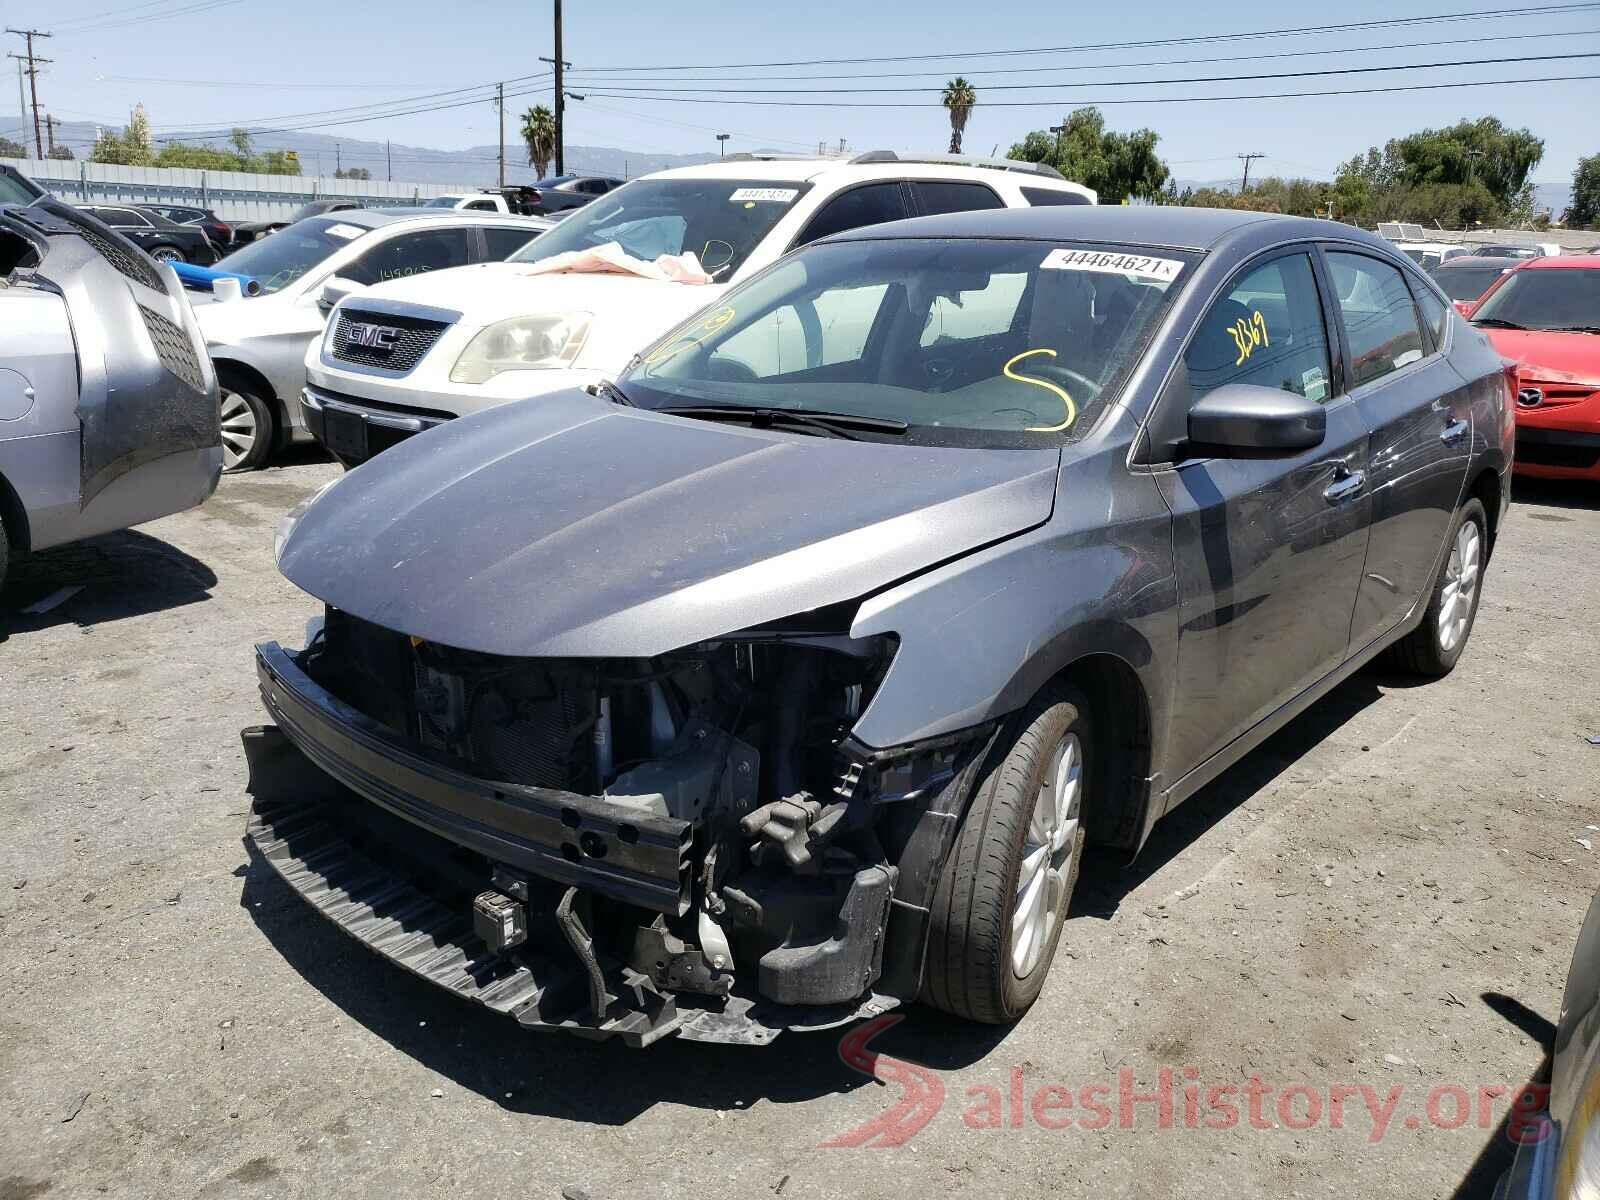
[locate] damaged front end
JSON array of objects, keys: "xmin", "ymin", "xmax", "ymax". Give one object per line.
[{"xmin": 247, "ymin": 606, "xmax": 989, "ymax": 1046}]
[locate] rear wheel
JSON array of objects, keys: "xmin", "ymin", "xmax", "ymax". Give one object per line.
[
  {"xmin": 1381, "ymin": 498, "xmax": 1487, "ymax": 677},
  {"xmin": 148, "ymin": 244, "xmax": 184, "ymax": 263},
  {"xmin": 923, "ymin": 684, "xmax": 1091, "ymax": 1024},
  {"xmin": 219, "ymin": 382, "xmax": 275, "ymax": 473}
]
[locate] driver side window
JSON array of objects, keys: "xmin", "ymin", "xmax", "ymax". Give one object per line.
[{"xmin": 1184, "ymin": 252, "xmax": 1333, "ymax": 404}]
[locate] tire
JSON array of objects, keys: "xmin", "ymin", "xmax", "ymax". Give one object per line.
[
  {"xmin": 219, "ymin": 381, "xmax": 276, "ymax": 473},
  {"xmin": 0, "ymin": 509, "xmax": 9, "ymax": 595},
  {"xmin": 1380, "ymin": 498, "xmax": 1488, "ymax": 678},
  {"xmin": 148, "ymin": 244, "xmax": 184, "ymax": 264},
  {"xmin": 923, "ymin": 683, "xmax": 1091, "ymax": 1024}
]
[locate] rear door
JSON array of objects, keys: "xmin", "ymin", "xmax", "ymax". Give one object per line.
[
  {"xmin": 1321, "ymin": 248, "xmax": 1470, "ymax": 651},
  {"xmin": 1153, "ymin": 247, "xmax": 1373, "ymax": 777}
]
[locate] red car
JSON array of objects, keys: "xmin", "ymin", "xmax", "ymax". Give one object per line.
[{"xmin": 1471, "ymin": 255, "xmax": 1600, "ymax": 481}]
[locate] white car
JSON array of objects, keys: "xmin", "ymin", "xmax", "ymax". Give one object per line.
[
  {"xmin": 423, "ymin": 193, "xmax": 515, "ymax": 214},
  {"xmin": 301, "ymin": 152, "xmax": 1095, "ymax": 464},
  {"xmin": 195, "ymin": 208, "xmax": 551, "ymax": 470}
]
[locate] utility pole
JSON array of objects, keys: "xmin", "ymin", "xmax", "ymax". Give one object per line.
[
  {"xmin": 716, "ymin": 133, "xmax": 729, "ymax": 158},
  {"xmin": 6, "ymin": 29, "xmax": 51, "ymax": 159},
  {"xmin": 386, "ymin": 139, "xmax": 392, "ymax": 182},
  {"xmin": 1237, "ymin": 152, "xmax": 1264, "ymax": 193},
  {"xmin": 335, "ymin": 142, "xmax": 342, "ymax": 175},
  {"xmin": 45, "ymin": 111, "xmax": 54, "ymax": 155},
  {"xmin": 12, "ymin": 58, "xmax": 24, "ymax": 150},
  {"xmin": 1050, "ymin": 119, "xmax": 1067, "ymax": 158},
  {"xmin": 496, "ymin": 82, "xmax": 505, "ymax": 188},
  {"xmin": 552, "ymin": 0, "xmax": 565, "ymax": 176}
]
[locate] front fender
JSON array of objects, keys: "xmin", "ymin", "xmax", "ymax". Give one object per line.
[{"xmin": 849, "ymin": 443, "xmax": 1178, "ymax": 795}]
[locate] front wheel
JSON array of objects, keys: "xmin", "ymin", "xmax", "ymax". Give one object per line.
[
  {"xmin": 922, "ymin": 684, "xmax": 1091, "ymax": 1024},
  {"xmin": 1381, "ymin": 498, "xmax": 1487, "ymax": 678},
  {"xmin": 219, "ymin": 384, "xmax": 275, "ymax": 472},
  {"xmin": 149, "ymin": 244, "xmax": 184, "ymax": 264}
]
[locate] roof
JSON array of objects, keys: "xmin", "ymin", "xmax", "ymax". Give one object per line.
[
  {"xmin": 1432, "ymin": 256, "xmax": 1521, "ymax": 269},
  {"xmin": 1513, "ymin": 254, "xmax": 1600, "ymax": 269},
  {"xmin": 639, "ymin": 155, "xmax": 1091, "ymax": 195},
  {"xmin": 818, "ymin": 204, "xmax": 1379, "ymax": 252},
  {"xmin": 362, "ymin": 207, "xmax": 551, "ymax": 226}
]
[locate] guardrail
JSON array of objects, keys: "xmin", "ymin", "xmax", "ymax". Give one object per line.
[{"xmin": 1, "ymin": 158, "xmax": 485, "ymax": 223}]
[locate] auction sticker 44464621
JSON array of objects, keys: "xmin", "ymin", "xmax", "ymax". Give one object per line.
[{"xmin": 1041, "ymin": 248, "xmax": 1184, "ymax": 282}]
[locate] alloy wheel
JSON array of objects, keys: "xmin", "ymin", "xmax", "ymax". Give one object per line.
[
  {"xmin": 219, "ymin": 390, "xmax": 259, "ymax": 471},
  {"xmin": 1012, "ymin": 731, "xmax": 1082, "ymax": 977},
  {"xmin": 1437, "ymin": 520, "xmax": 1481, "ymax": 653},
  {"xmin": 150, "ymin": 246, "xmax": 183, "ymax": 263}
]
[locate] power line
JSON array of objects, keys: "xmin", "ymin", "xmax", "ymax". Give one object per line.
[
  {"xmin": 53, "ymin": 0, "xmax": 246, "ymax": 37},
  {"xmin": 573, "ymin": 1, "xmax": 1600, "ymax": 71},
  {"xmin": 580, "ymin": 71, "xmax": 1600, "ymax": 107},
  {"xmin": 559, "ymin": 49, "xmax": 1600, "ymax": 96},
  {"xmin": 562, "ymin": 25, "xmax": 1600, "ymax": 85}
]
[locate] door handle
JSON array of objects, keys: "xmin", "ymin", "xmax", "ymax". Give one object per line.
[
  {"xmin": 1324, "ymin": 468, "xmax": 1367, "ymax": 504},
  {"xmin": 1440, "ymin": 418, "xmax": 1469, "ymax": 445}
]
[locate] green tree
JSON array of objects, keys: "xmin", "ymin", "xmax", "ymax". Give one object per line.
[
  {"xmin": 47, "ymin": 143, "xmax": 73, "ymax": 160},
  {"xmin": 335, "ymin": 166, "xmax": 371, "ymax": 180},
  {"xmin": 229, "ymin": 128, "xmax": 253, "ymax": 159},
  {"xmin": 520, "ymin": 105, "xmax": 556, "ymax": 178},
  {"xmin": 1567, "ymin": 154, "xmax": 1600, "ymax": 228},
  {"xmin": 942, "ymin": 77, "xmax": 977, "ymax": 155},
  {"xmin": 0, "ymin": 135, "xmax": 25, "ymax": 158},
  {"xmin": 1008, "ymin": 107, "xmax": 1169, "ymax": 204}
]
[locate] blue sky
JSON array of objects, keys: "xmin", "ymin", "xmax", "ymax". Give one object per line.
[{"xmin": 17, "ymin": 0, "xmax": 1598, "ymax": 185}]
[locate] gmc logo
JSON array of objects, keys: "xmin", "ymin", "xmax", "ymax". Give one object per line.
[{"xmin": 347, "ymin": 322, "xmax": 401, "ymax": 352}]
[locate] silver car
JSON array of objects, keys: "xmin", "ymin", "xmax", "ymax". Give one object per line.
[
  {"xmin": 0, "ymin": 199, "xmax": 221, "ymax": 594},
  {"xmin": 196, "ymin": 209, "xmax": 551, "ymax": 471}
]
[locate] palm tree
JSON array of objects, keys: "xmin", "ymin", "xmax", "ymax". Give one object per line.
[
  {"xmin": 942, "ymin": 78, "xmax": 977, "ymax": 155},
  {"xmin": 520, "ymin": 106, "xmax": 557, "ymax": 179}
]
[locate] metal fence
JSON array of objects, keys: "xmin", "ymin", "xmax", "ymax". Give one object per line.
[{"xmin": 2, "ymin": 158, "xmax": 484, "ymax": 223}]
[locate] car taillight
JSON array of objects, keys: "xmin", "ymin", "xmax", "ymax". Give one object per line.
[{"xmin": 1501, "ymin": 359, "xmax": 1519, "ymax": 444}]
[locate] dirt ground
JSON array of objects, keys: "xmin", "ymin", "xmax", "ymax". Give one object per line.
[{"xmin": 1, "ymin": 451, "xmax": 1596, "ymax": 1200}]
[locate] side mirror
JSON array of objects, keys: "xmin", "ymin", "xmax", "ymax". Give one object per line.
[
  {"xmin": 1187, "ymin": 383, "xmax": 1326, "ymax": 455},
  {"xmin": 317, "ymin": 275, "xmax": 362, "ymax": 314}
]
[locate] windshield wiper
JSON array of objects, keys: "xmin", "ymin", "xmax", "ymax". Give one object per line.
[
  {"xmin": 592, "ymin": 378, "xmax": 635, "ymax": 406},
  {"xmin": 1472, "ymin": 317, "xmax": 1527, "ymax": 330},
  {"xmin": 657, "ymin": 404, "xmax": 909, "ymax": 441},
  {"xmin": 1548, "ymin": 325, "xmax": 1600, "ymax": 334}
]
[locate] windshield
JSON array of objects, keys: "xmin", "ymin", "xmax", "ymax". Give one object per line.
[
  {"xmin": 508, "ymin": 177, "xmax": 811, "ymax": 277},
  {"xmin": 1432, "ymin": 265, "xmax": 1506, "ymax": 302},
  {"xmin": 216, "ymin": 216, "xmax": 362, "ymax": 293},
  {"xmin": 1471, "ymin": 267, "xmax": 1600, "ymax": 331},
  {"xmin": 620, "ymin": 238, "xmax": 1196, "ymax": 448},
  {"xmin": 424, "ymin": 196, "xmax": 462, "ymax": 207}
]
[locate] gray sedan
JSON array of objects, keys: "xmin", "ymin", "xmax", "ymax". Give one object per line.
[
  {"xmin": 196, "ymin": 208, "xmax": 551, "ymax": 471},
  {"xmin": 249, "ymin": 206, "xmax": 1512, "ymax": 1045}
]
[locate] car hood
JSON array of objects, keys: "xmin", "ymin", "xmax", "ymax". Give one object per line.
[
  {"xmin": 1483, "ymin": 328, "xmax": 1600, "ymax": 386},
  {"xmin": 276, "ymin": 391, "xmax": 1061, "ymax": 657}
]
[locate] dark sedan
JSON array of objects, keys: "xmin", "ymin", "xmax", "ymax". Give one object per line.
[
  {"xmin": 146, "ymin": 203, "xmax": 234, "ymax": 249},
  {"xmin": 527, "ymin": 173, "xmax": 624, "ymax": 214},
  {"xmin": 76, "ymin": 203, "xmax": 218, "ymax": 265},
  {"xmin": 249, "ymin": 206, "xmax": 1513, "ymax": 1047}
]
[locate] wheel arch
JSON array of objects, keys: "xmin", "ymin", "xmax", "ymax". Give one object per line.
[
  {"xmin": 1466, "ymin": 465, "xmax": 1503, "ymax": 557},
  {"xmin": 1052, "ymin": 651, "xmax": 1155, "ymax": 852}
]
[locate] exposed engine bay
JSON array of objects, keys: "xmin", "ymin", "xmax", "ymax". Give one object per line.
[{"xmin": 249, "ymin": 605, "xmax": 982, "ymax": 1044}]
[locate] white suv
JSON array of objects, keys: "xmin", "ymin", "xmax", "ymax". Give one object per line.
[{"xmin": 301, "ymin": 152, "xmax": 1094, "ymax": 463}]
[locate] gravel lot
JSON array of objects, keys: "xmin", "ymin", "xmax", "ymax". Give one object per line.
[{"xmin": 1, "ymin": 453, "xmax": 1597, "ymax": 1200}]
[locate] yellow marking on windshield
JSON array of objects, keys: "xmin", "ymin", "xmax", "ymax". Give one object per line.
[
  {"xmin": 1227, "ymin": 310, "xmax": 1270, "ymax": 366},
  {"xmin": 642, "ymin": 305, "xmax": 737, "ymax": 367},
  {"xmin": 1005, "ymin": 348, "xmax": 1077, "ymax": 433}
]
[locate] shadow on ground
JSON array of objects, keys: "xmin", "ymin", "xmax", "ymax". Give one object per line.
[
  {"xmin": 1075, "ymin": 674, "xmax": 1386, "ymax": 918},
  {"xmin": 1512, "ymin": 476, "xmax": 1600, "ymax": 512},
  {"xmin": 1448, "ymin": 992, "xmax": 1555, "ymax": 1200},
  {"xmin": 0, "ymin": 528, "xmax": 216, "ymax": 640}
]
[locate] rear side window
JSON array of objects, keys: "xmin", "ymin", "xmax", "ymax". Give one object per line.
[
  {"xmin": 0, "ymin": 172, "xmax": 37, "ymax": 205},
  {"xmin": 343, "ymin": 227, "xmax": 472, "ymax": 285},
  {"xmin": 1021, "ymin": 186, "xmax": 1091, "ymax": 207},
  {"xmin": 484, "ymin": 226, "xmax": 540, "ymax": 259},
  {"xmin": 1184, "ymin": 252, "xmax": 1333, "ymax": 403},
  {"xmin": 465, "ymin": 199, "xmax": 497, "ymax": 212},
  {"xmin": 1410, "ymin": 282, "xmax": 1449, "ymax": 347},
  {"xmin": 1326, "ymin": 252, "xmax": 1426, "ymax": 386},
  {"xmin": 912, "ymin": 181, "xmax": 1004, "ymax": 216},
  {"xmin": 796, "ymin": 183, "xmax": 909, "ymax": 246}
]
